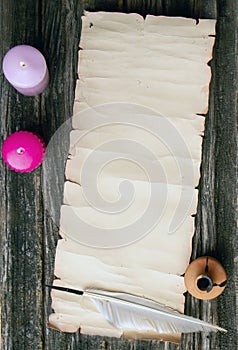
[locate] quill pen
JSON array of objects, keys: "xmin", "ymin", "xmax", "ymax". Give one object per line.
[{"xmin": 46, "ymin": 285, "xmax": 226, "ymax": 334}]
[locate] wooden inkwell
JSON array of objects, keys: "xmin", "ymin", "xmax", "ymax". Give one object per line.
[{"xmin": 184, "ymin": 256, "xmax": 227, "ymax": 300}]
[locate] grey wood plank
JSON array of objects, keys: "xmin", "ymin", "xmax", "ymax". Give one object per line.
[
  {"xmin": 182, "ymin": 1, "xmax": 238, "ymax": 349},
  {"xmin": 213, "ymin": 1, "xmax": 237, "ymax": 348},
  {"xmin": 83, "ymin": 0, "xmax": 216, "ymax": 18},
  {"xmin": 0, "ymin": 1, "xmax": 44, "ymax": 350}
]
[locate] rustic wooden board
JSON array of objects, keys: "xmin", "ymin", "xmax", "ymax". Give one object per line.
[{"xmin": 0, "ymin": 1, "xmax": 237, "ymax": 350}]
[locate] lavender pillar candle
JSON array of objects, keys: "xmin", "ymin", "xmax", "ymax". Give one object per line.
[{"xmin": 2, "ymin": 45, "xmax": 49, "ymax": 96}]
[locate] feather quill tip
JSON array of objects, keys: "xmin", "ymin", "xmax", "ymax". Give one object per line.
[{"xmin": 213, "ymin": 326, "xmax": 227, "ymax": 333}]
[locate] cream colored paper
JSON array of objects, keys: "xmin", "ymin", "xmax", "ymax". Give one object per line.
[{"xmin": 49, "ymin": 12, "xmax": 216, "ymax": 343}]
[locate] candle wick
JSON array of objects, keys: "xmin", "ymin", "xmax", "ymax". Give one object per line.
[
  {"xmin": 17, "ymin": 147, "xmax": 25, "ymax": 154},
  {"xmin": 20, "ymin": 61, "xmax": 26, "ymax": 67}
]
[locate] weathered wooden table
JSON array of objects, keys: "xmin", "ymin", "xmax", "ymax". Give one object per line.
[{"xmin": 0, "ymin": 1, "xmax": 237, "ymax": 349}]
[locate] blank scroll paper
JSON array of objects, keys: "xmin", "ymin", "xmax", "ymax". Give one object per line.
[{"xmin": 48, "ymin": 12, "xmax": 216, "ymax": 343}]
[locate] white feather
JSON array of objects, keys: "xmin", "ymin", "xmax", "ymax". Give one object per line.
[{"xmin": 85, "ymin": 289, "xmax": 226, "ymax": 334}]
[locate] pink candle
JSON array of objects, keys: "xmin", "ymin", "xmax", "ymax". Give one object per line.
[
  {"xmin": 1, "ymin": 131, "xmax": 45, "ymax": 172},
  {"xmin": 2, "ymin": 45, "xmax": 49, "ymax": 96}
]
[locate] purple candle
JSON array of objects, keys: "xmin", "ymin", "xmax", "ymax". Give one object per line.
[
  {"xmin": 2, "ymin": 45, "xmax": 49, "ymax": 96},
  {"xmin": 1, "ymin": 131, "xmax": 45, "ymax": 172}
]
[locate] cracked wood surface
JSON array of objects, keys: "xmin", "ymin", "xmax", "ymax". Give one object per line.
[{"xmin": 0, "ymin": 1, "xmax": 237, "ymax": 349}]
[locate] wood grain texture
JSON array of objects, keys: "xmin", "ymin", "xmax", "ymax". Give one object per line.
[
  {"xmin": 0, "ymin": 1, "xmax": 237, "ymax": 350},
  {"xmin": 82, "ymin": 0, "xmax": 217, "ymax": 18}
]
